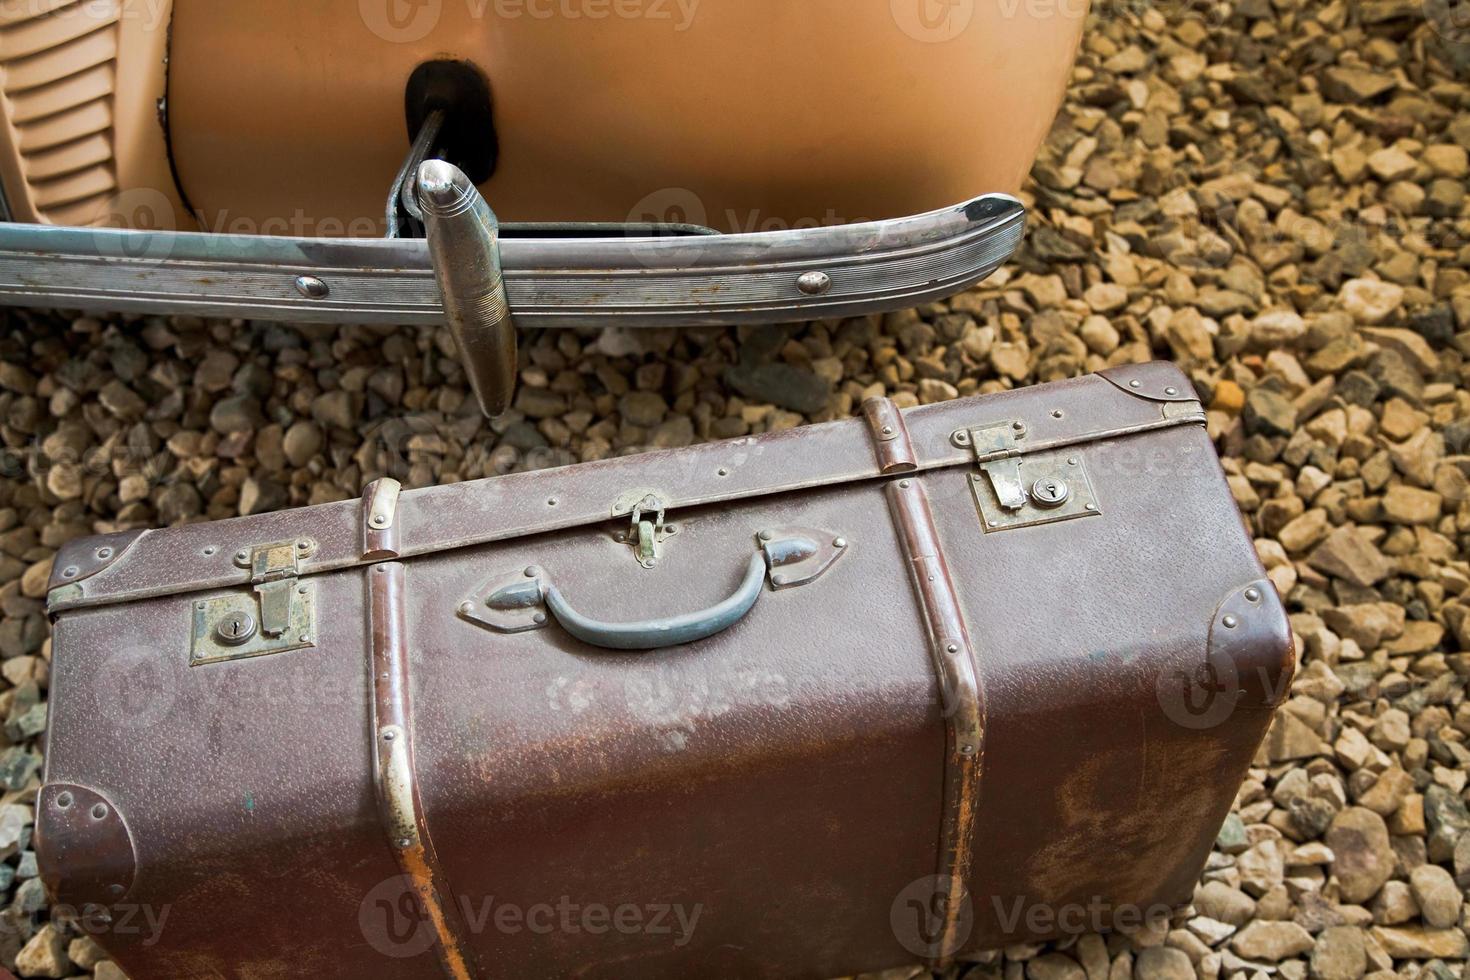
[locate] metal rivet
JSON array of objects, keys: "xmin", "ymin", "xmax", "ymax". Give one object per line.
[
  {"xmin": 298, "ymin": 586, "xmax": 307, "ymax": 595},
  {"xmin": 971, "ymin": 474, "xmax": 983, "ymax": 482},
  {"xmin": 55, "ymin": 792, "xmax": 73, "ymax": 809},
  {"xmin": 759, "ymin": 531, "xmax": 773, "ymax": 541},
  {"xmin": 383, "ymin": 731, "xmax": 396, "ymax": 741},
  {"xmin": 203, "ymin": 546, "xmax": 217, "ymax": 556},
  {"xmin": 1222, "ymin": 614, "xmax": 1239, "ymax": 629},
  {"xmin": 524, "ymin": 566, "xmax": 540, "ymax": 577},
  {"xmin": 371, "ymin": 514, "xmax": 388, "ymax": 527},
  {"xmin": 459, "ymin": 601, "xmax": 474, "ymax": 615},
  {"xmin": 62, "ymin": 566, "xmax": 79, "ymax": 578},
  {"xmin": 294, "ymin": 275, "xmax": 329, "ymax": 299},
  {"xmin": 397, "ymin": 837, "xmax": 413, "ymax": 849},
  {"xmin": 95, "ymin": 547, "xmax": 113, "ymax": 560},
  {"xmin": 1129, "ymin": 379, "xmax": 1141, "ymax": 388},
  {"xmin": 1068, "ymin": 458, "xmax": 1078, "ymax": 466},
  {"xmin": 772, "ymin": 574, "xmax": 787, "ymax": 586},
  {"xmin": 235, "ymin": 550, "xmax": 249, "ymax": 562},
  {"xmin": 988, "ymin": 520, "xmax": 999, "ymax": 527},
  {"xmin": 1165, "ymin": 386, "xmax": 1179, "ymax": 396},
  {"xmin": 899, "ymin": 480, "xmax": 912, "ymax": 489},
  {"xmin": 296, "ymin": 540, "xmax": 310, "ymax": 551},
  {"xmin": 1012, "ymin": 421, "xmax": 1026, "ymax": 431},
  {"xmin": 946, "ymin": 643, "xmax": 959, "ymax": 654},
  {"xmin": 533, "ymin": 613, "xmax": 547, "ymax": 625},
  {"xmin": 547, "ymin": 498, "xmax": 558, "ymax": 506},
  {"xmin": 298, "ymin": 634, "xmax": 309, "ymax": 643},
  {"xmin": 959, "ymin": 744, "xmax": 976, "ymax": 755},
  {"xmin": 796, "ymin": 271, "xmax": 832, "ymax": 296},
  {"xmin": 882, "ymin": 425, "xmax": 895, "ymax": 436},
  {"xmin": 91, "ymin": 803, "xmax": 108, "ymax": 820},
  {"xmin": 109, "ymin": 884, "xmax": 125, "ymax": 897},
  {"xmin": 834, "ymin": 538, "xmax": 848, "ymax": 549},
  {"xmin": 718, "ymin": 468, "xmax": 729, "ymax": 477},
  {"xmin": 1244, "ymin": 587, "xmax": 1261, "ymax": 602},
  {"xmin": 1051, "ymin": 410, "xmax": 1063, "ymax": 419},
  {"xmin": 1085, "ymin": 503, "xmax": 1097, "ymax": 512}
]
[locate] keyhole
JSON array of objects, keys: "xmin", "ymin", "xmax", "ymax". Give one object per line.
[{"xmin": 215, "ymin": 610, "xmax": 258, "ymax": 646}]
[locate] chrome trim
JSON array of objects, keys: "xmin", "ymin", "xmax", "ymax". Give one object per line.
[{"xmin": 0, "ymin": 195, "xmax": 1023, "ymax": 326}]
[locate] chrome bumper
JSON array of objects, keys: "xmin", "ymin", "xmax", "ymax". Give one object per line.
[
  {"xmin": 0, "ymin": 195, "xmax": 1023, "ymax": 328},
  {"xmin": 0, "ymin": 189, "xmax": 1024, "ymax": 415}
]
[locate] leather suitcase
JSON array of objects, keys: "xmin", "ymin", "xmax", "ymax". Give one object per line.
[{"xmin": 37, "ymin": 362, "xmax": 1294, "ymax": 980}]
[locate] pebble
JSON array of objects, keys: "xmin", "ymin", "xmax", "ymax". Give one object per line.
[
  {"xmin": 1407, "ymin": 864, "xmax": 1463, "ymax": 928},
  {"xmin": 1325, "ymin": 808, "xmax": 1395, "ymax": 904},
  {"xmin": 1310, "ymin": 926, "xmax": 1367, "ymax": 980}
]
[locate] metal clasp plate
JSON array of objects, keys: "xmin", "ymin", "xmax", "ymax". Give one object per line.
[
  {"xmin": 610, "ymin": 490, "xmax": 680, "ymax": 568},
  {"xmin": 954, "ymin": 422, "xmax": 1103, "ymax": 533},
  {"xmin": 189, "ymin": 539, "xmax": 319, "ymax": 666}
]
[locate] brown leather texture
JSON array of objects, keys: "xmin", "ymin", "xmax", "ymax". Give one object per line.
[
  {"xmin": 164, "ymin": 0, "xmax": 1087, "ymax": 234},
  {"xmin": 39, "ymin": 364, "xmax": 1293, "ymax": 979}
]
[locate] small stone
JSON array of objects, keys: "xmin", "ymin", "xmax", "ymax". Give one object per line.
[
  {"xmin": 1134, "ymin": 946, "xmax": 1194, "ymax": 980},
  {"xmin": 1381, "ymin": 485, "xmax": 1442, "ymax": 525},
  {"xmin": 210, "ymin": 395, "xmax": 264, "ymax": 435},
  {"xmin": 1325, "ymin": 808, "xmax": 1394, "ymax": 904},
  {"xmin": 1084, "ymin": 283, "xmax": 1129, "ymax": 313},
  {"xmin": 281, "ymin": 421, "xmax": 324, "ymax": 468},
  {"xmin": 1029, "ymin": 952, "xmax": 1086, "ymax": 980},
  {"xmin": 14, "ymin": 923, "xmax": 68, "ymax": 978},
  {"xmin": 1195, "ymin": 880, "xmax": 1256, "ymax": 926},
  {"xmin": 618, "ymin": 391, "xmax": 668, "ymax": 428},
  {"xmin": 1367, "ymin": 926, "xmax": 1468, "ymax": 959},
  {"xmin": 97, "ymin": 379, "xmax": 147, "ymax": 420},
  {"xmin": 724, "ymin": 364, "xmax": 831, "ymax": 415},
  {"xmin": 1339, "ymin": 280, "xmax": 1404, "ymax": 325},
  {"xmin": 1245, "ymin": 387, "xmax": 1298, "ymax": 437},
  {"xmin": 1231, "ymin": 921, "xmax": 1315, "ymax": 961},
  {"xmin": 311, "ymin": 390, "xmax": 357, "ymax": 429},
  {"xmin": 1310, "ymin": 926, "xmax": 1366, "ymax": 980},
  {"xmin": 1320, "ymin": 67, "xmax": 1396, "ymax": 103},
  {"xmin": 1307, "ymin": 527, "xmax": 1392, "ymax": 588},
  {"xmin": 1251, "ymin": 310, "xmax": 1307, "ymax": 347},
  {"xmin": 1408, "ymin": 864, "xmax": 1463, "ymax": 928}
]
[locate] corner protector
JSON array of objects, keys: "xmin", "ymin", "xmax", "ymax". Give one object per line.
[
  {"xmin": 35, "ymin": 783, "xmax": 137, "ymax": 907},
  {"xmin": 46, "ymin": 530, "xmax": 145, "ymax": 599},
  {"xmin": 1207, "ymin": 578, "xmax": 1294, "ymax": 710},
  {"xmin": 1098, "ymin": 363, "xmax": 1200, "ymax": 404}
]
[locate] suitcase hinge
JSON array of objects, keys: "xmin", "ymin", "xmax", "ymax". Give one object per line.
[
  {"xmin": 189, "ymin": 539, "xmax": 319, "ymax": 666},
  {"xmin": 953, "ymin": 422, "xmax": 1103, "ymax": 533}
]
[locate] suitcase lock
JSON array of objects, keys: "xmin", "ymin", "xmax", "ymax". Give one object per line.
[
  {"xmin": 189, "ymin": 540, "xmax": 319, "ymax": 666},
  {"xmin": 954, "ymin": 422, "xmax": 1103, "ymax": 533}
]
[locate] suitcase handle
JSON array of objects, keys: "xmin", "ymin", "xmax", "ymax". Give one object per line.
[
  {"xmin": 462, "ymin": 528, "xmax": 849, "ymax": 650},
  {"xmin": 544, "ymin": 552, "xmax": 768, "ymax": 651}
]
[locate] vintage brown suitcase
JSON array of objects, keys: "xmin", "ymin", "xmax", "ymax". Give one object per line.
[{"xmin": 37, "ymin": 362, "xmax": 1293, "ymax": 980}]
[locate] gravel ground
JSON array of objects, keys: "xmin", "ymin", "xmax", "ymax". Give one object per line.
[{"xmin": 2, "ymin": 0, "xmax": 1469, "ymax": 977}]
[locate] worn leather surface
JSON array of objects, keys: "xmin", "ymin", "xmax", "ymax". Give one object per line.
[{"xmin": 40, "ymin": 366, "xmax": 1292, "ymax": 978}]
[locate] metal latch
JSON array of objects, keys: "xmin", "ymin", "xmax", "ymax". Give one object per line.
[
  {"xmin": 953, "ymin": 422, "xmax": 1102, "ymax": 533},
  {"xmin": 611, "ymin": 491, "xmax": 680, "ymax": 568},
  {"xmin": 190, "ymin": 539, "xmax": 319, "ymax": 666}
]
